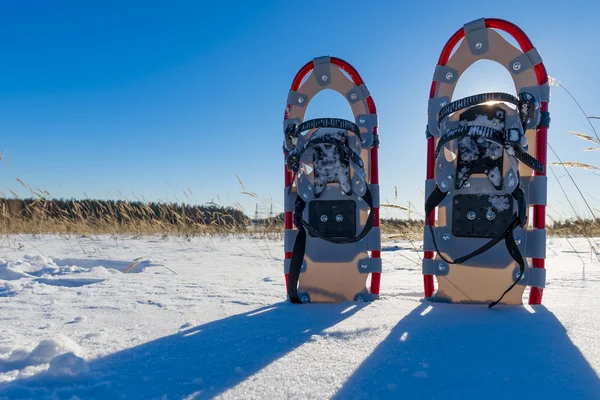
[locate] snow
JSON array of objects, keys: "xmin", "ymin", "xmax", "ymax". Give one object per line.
[
  {"xmin": 488, "ymin": 166, "xmax": 502, "ymax": 187},
  {"xmin": 460, "ymin": 114, "xmax": 505, "ymax": 130},
  {"xmin": 489, "ymin": 195, "xmax": 511, "ymax": 212},
  {"xmin": 0, "ymin": 234, "xmax": 599, "ymax": 399}
]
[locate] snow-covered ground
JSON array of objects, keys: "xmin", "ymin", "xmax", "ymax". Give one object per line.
[{"xmin": 0, "ymin": 234, "xmax": 599, "ymax": 399}]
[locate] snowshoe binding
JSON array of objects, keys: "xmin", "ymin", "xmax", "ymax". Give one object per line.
[
  {"xmin": 283, "ymin": 56, "xmax": 381, "ymax": 303},
  {"xmin": 423, "ymin": 18, "xmax": 550, "ymax": 306}
]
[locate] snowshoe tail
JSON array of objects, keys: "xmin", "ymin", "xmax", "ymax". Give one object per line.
[
  {"xmin": 423, "ymin": 18, "xmax": 549, "ymax": 306},
  {"xmin": 283, "ymin": 56, "xmax": 381, "ymax": 303}
]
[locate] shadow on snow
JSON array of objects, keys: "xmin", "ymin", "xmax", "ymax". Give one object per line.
[
  {"xmin": 0, "ymin": 302, "xmax": 365, "ymax": 399},
  {"xmin": 334, "ymin": 302, "xmax": 600, "ymax": 400}
]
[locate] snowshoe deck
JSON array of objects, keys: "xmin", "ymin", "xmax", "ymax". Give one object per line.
[
  {"xmin": 423, "ymin": 18, "xmax": 549, "ymax": 306},
  {"xmin": 283, "ymin": 56, "xmax": 381, "ymax": 303}
]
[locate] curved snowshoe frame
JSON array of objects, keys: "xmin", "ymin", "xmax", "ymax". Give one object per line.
[
  {"xmin": 423, "ymin": 18, "xmax": 549, "ymax": 305},
  {"xmin": 283, "ymin": 56, "xmax": 381, "ymax": 303}
]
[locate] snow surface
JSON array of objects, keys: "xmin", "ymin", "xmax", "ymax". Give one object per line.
[{"xmin": 0, "ymin": 234, "xmax": 599, "ymax": 399}]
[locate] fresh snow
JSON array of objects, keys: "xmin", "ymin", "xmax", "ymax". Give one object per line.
[{"xmin": 0, "ymin": 234, "xmax": 599, "ymax": 399}]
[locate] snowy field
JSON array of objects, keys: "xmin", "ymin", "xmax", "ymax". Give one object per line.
[{"xmin": 0, "ymin": 234, "xmax": 599, "ymax": 400}]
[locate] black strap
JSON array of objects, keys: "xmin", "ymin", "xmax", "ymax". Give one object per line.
[
  {"xmin": 488, "ymin": 225, "xmax": 526, "ymax": 308},
  {"xmin": 425, "ymin": 187, "xmax": 520, "ymax": 266},
  {"xmin": 435, "ymin": 125, "xmax": 505, "ymax": 158},
  {"xmin": 287, "ymin": 187, "xmax": 375, "ymax": 303},
  {"xmin": 438, "ymin": 92, "xmax": 520, "ymax": 125},
  {"xmin": 286, "ymin": 136, "xmax": 364, "ymax": 174},
  {"xmin": 287, "ymin": 197, "xmax": 308, "ymax": 304},
  {"xmin": 435, "ymin": 125, "xmax": 544, "ymax": 173},
  {"xmin": 286, "ymin": 118, "xmax": 361, "ymax": 141},
  {"xmin": 438, "ymin": 91, "xmax": 539, "ymax": 130},
  {"xmin": 425, "ymin": 185, "xmax": 528, "ymax": 308}
]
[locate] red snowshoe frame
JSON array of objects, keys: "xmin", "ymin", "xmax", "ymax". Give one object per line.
[
  {"xmin": 424, "ymin": 19, "xmax": 549, "ymax": 305},
  {"xmin": 283, "ymin": 57, "xmax": 381, "ymax": 301}
]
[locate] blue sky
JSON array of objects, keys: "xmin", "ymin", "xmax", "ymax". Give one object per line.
[{"xmin": 1, "ymin": 0, "xmax": 599, "ymax": 220}]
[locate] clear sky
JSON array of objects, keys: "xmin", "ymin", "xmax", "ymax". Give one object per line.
[{"xmin": 1, "ymin": 0, "xmax": 599, "ymax": 220}]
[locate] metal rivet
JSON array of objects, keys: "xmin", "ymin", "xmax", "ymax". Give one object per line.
[
  {"xmin": 442, "ymin": 234, "xmax": 451, "ymax": 241},
  {"xmin": 307, "ymin": 185, "xmax": 312, "ymax": 190},
  {"xmin": 351, "ymin": 93, "xmax": 358, "ymax": 100},
  {"xmin": 301, "ymin": 296, "xmax": 309, "ymax": 303},
  {"xmin": 302, "ymin": 193, "xmax": 308, "ymax": 198},
  {"xmin": 509, "ymin": 179, "xmax": 515, "ymax": 187},
  {"xmin": 464, "ymin": 182, "xmax": 471, "ymax": 188},
  {"xmin": 445, "ymin": 72, "xmax": 454, "ymax": 80},
  {"xmin": 360, "ymin": 262, "xmax": 368, "ymax": 269},
  {"xmin": 320, "ymin": 215, "xmax": 328, "ymax": 222},
  {"xmin": 359, "ymin": 117, "xmax": 366, "ymax": 124},
  {"xmin": 475, "ymin": 42, "xmax": 483, "ymax": 50},
  {"xmin": 486, "ymin": 211, "xmax": 496, "ymax": 220},
  {"xmin": 321, "ymin": 75, "xmax": 328, "ymax": 82},
  {"xmin": 355, "ymin": 180, "xmax": 360, "ymax": 185},
  {"xmin": 441, "ymin": 181, "xmax": 448, "ymax": 189},
  {"xmin": 362, "ymin": 137, "xmax": 367, "ymax": 143},
  {"xmin": 490, "ymin": 155, "xmax": 498, "ymax": 160},
  {"xmin": 356, "ymin": 296, "xmax": 364, "ymax": 302},
  {"xmin": 336, "ymin": 214, "xmax": 343, "ymax": 222},
  {"xmin": 515, "ymin": 271, "xmax": 525, "ymax": 281},
  {"xmin": 440, "ymin": 100, "xmax": 447, "ymax": 107},
  {"xmin": 515, "ymin": 236, "xmax": 522, "ymax": 245},
  {"xmin": 513, "ymin": 62, "xmax": 522, "ymax": 71},
  {"xmin": 438, "ymin": 263, "xmax": 446, "ymax": 272},
  {"xmin": 357, "ymin": 197, "xmax": 363, "ymax": 201},
  {"xmin": 467, "ymin": 211, "xmax": 476, "ymax": 220},
  {"xmin": 297, "ymin": 97, "xmax": 304, "ymax": 104},
  {"xmin": 447, "ymin": 174, "xmax": 454, "ymax": 180}
]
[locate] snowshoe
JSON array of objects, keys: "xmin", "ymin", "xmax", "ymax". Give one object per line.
[
  {"xmin": 283, "ymin": 56, "xmax": 381, "ymax": 303},
  {"xmin": 422, "ymin": 18, "xmax": 549, "ymax": 306}
]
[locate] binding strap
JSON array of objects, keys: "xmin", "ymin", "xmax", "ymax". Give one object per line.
[
  {"xmin": 287, "ymin": 188, "xmax": 375, "ymax": 304},
  {"xmin": 438, "ymin": 92, "xmax": 520, "ymax": 125},
  {"xmin": 437, "ymin": 92, "xmax": 539, "ymax": 129},
  {"xmin": 435, "ymin": 125, "xmax": 544, "ymax": 173},
  {"xmin": 425, "ymin": 185, "xmax": 527, "ymax": 308},
  {"xmin": 286, "ymin": 136, "xmax": 364, "ymax": 174},
  {"xmin": 286, "ymin": 118, "xmax": 361, "ymax": 141}
]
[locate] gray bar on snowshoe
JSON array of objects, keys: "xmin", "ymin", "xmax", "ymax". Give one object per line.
[
  {"xmin": 515, "ymin": 266, "xmax": 546, "ymax": 288},
  {"xmin": 367, "ymin": 228, "xmax": 381, "ymax": 251},
  {"xmin": 313, "ymin": 56, "xmax": 332, "ymax": 87},
  {"xmin": 287, "ymin": 90, "xmax": 308, "ymax": 108},
  {"xmin": 525, "ymin": 229, "xmax": 546, "ymax": 259},
  {"xmin": 521, "ymin": 84, "xmax": 550, "ymax": 103},
  {"xmin": 463, "ymin": 18, "xmax": 489, "ymax": 55},
  {"xmin": 284, "ymin": 189, "xmax": 296, "ymax": 212},
  {"xmin": 347, "ymin": 83, "xmax": 371, "ymax": 104},
  {"xmin": 356, "ymin": 114, "xmax": 377, "ymax": 147},
  {"xmin": 509, "ymin": 48, "xmax": 542, "ymax": 76},
  {"xmin": 423, "ymin": 225, "xmax": 435, "ymax": 252},
  {"xmin": 370, "ymin": 184, "xmax": 380, "ymax": 208},
  {"xmin": 434, "ymin": 65, "xmax": 459, "ymax": 85},
  {"xmin": 527, "ymin": 267, "xmax": 546, "ymax": 288},
  {"xmin": 356, "ymin": 113, "xmax": 378, "ymax": 128},
  {"xmin": 357, "ymin": 257, "xmax": 382, "ymax": 274},
  {"xmin": 522, "ymin": 175, "xmax": 547, "ymax": 205},
  {"xmin": 540, "ymin": 84, "xmax": 550, "ymax": 103},
  {"xmin": 354, "ymin": 291, "xmax": 379, "ymax": 302},
  {"xmin": 284, "ymin": 258, "xmax": 307, "ymax": 274},
  {"xmin": 284, "ymin": 229, "xmax": 298, "ymax": 252},
  {"xmin": 422, "ymin": 258, "xmax": 434, "ymax": 275},
  {"xmin": 428, "ymin": 96, "xmax": 451, "ymax": 137},
  {"xmin": 425, "ymin": 179, "xmax": 436, "ymax": 200},
  {"xmin": 422, "ymin": 258, "xmax": 449, "ymax": 276}
]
